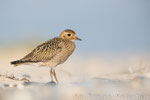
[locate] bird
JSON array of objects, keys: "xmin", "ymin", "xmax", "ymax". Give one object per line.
[{"xmin": 10, "ymin": 29, "xmax": 81, "ymax": 83}]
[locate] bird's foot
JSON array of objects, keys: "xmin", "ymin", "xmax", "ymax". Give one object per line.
[{"xmin": 46, "ymin": 81, "xmax": 57, "ymax": 85}]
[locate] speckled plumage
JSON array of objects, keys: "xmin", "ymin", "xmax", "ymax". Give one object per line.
[
  {"xmin": 21, "ymin": 37, "xmax": 75, "ymax": 66},
  {"xmin": 11, "ymin": 29, "xmax": 81, "ymax": 83}
]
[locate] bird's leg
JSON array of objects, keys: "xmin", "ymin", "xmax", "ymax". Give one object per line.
[
  {"xmin": 53, "ymin": 69, "xmax": 59, "ymax": 83},
  {"xmin": 50, "ymin": 68, "xmax": 54, "ymax": 81}
]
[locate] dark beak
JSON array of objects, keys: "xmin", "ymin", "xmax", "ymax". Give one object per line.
[{"xmin": 76, "ymin": 37, "xmax": 82, "ymax": 41}]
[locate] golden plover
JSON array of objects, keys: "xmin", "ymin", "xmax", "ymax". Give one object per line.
[{"xmin": 11, "ymin": 29, "xmax": 81, "ymax": 83}]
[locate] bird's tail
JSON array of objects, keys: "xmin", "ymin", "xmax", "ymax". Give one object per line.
[
  {"xmin": 10, "ymin": 60, "xmax": 27, "ymax": 67},
  {"xmin": 11, "ymin": 59, "xmax": 39, "ymax": 67}
]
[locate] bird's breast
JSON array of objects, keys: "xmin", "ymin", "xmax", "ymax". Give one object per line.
[
  {"xmin": 58, "ymin": 42, "xmax": 75, "ymax": 64},
  {"xmin": 46, "ymin": 42, "xmax": 75, "ymax": 67}
]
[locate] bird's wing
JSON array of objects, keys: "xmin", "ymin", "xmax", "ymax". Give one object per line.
[{"xmin": 21, "ymin": 38, "xmax": 63, "ymax": 62}]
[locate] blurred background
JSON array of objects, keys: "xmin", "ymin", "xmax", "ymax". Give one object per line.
[
  {"xmin": 0, "ymin": 0, "xmax": 150, "ymax": 82},
  {"xmin": 0, "ymin": 0, "xmax": 150, "ymax": 53},
  {"xmin": 0, "ymin": 1, "xmax": 150, "ymax": 100}
]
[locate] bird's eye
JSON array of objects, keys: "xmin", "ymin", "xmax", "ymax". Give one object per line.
[{"xmin": 67, "ymin": 34, "xmax": 71, "ymax": 36}]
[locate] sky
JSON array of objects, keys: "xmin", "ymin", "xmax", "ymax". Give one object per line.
[{"xmin": 0, "ymin": 0, "xmax": 150, "ymax": 53}]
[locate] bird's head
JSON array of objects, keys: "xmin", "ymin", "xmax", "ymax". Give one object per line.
[{"xmin": 59, "ymin": 29, "xmax": 82, "ymax": 41}]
